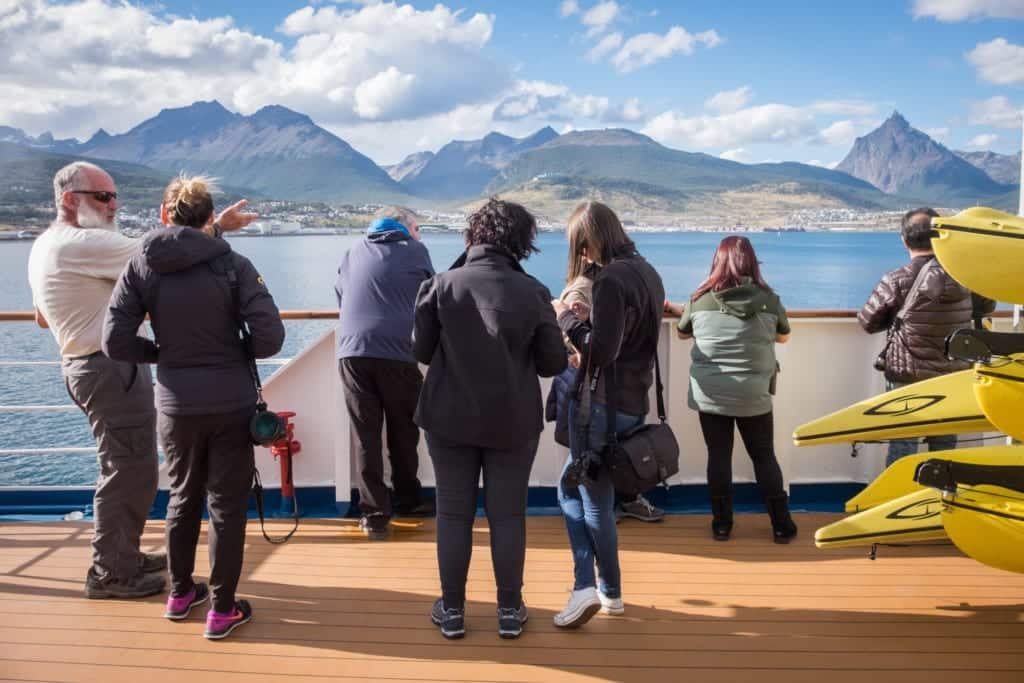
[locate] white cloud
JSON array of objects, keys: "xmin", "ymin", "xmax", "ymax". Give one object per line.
[
  {"xmin": 720, "ymin": 148, "xmax": 748, "ymax": 162},
  {"xmin": 610, "ymin": 26, "xmax": 723, "ymax": 73},
  {"xmin": 353, "ymin": 67, "xmax": 417, "ymax": 119},
  {"xmin": 813, "ymin": 119, "xmax": 859, "ymax": 146},
  {"xmin": 968, "ymin": 95, "xmax": 1024, "ymax": 127},
  {"xmin": 642, "ymin": 101, "xmax": 880, "ymax": 151},
  {"xmin": 643, "ymin": 104, "xmax": 817, "ymax": 149},
  {"xmin": 912, "ymin": 0, "xmax": 1024, "ymax": 21},
  {"xmin": 0, "ymin": 0, "xmax": 509, "ymax": 145},
  {"xmin": 560, "ymin": 0, "xmax": 580, "ymax": 17},
  {"xmin": 967, "ymin": 38, "xmax": 1024, "ymax": 85},
  {"xmin": 924, "ymin": 126, "xmax": 951, "ymax": 141},
  {"xmin": 705, "ymin": 86, "xmax": 753, "ymax": 114},
  {"xmin": 582, "ymin": 1, "xmax": 620, "ymax": 37},
  {"xmin": 586, "ymin": 32, "xmax": 623, "ymax": 61},
  {"xmin": 966, "ymin": 133, "xmax": 1000, "ymax": 148},
  {"xmin": 492, "ymin": 79, "xmax": 644, "ymax": 124}
]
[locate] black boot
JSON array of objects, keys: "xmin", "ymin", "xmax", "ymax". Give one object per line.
[
  {"xmin": 710, "ymin": 496, "xmax": 733, "ymax": 541},
  {"xmin": 766, "ymin": 495, "xmax": 797, "ymax": 544}
]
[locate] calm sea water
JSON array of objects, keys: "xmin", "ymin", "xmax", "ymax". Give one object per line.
[{"xmin": 0, "ymin": 230, "xmax": 910, "ymax": 486}]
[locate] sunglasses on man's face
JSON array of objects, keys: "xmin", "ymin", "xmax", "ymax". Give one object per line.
[{"xmin": 72, "ymin": 190, "xmax": 117, "ymax": 203}]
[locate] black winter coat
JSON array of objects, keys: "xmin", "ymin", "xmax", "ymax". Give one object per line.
[
  {"xmin": 103, "ymin": 227, "xmax": 285, "ymax": 416},
  {"xmin": 413, "ymin": 245, "xmax": 567, "ymax": 449}
]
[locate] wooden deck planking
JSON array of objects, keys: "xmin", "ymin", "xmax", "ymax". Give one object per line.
[{"xmin": 1, "ymin": 515, "xmax": 1023, "ymax": 683}]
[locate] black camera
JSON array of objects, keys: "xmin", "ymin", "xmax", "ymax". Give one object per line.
[{"xmin": 562, "ymin": 449, "xmax": 602, "ymax": 489}]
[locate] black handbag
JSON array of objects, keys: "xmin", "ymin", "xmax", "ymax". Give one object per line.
[{"xmin": 602, "ymin": 352, "xmax": 680, "ymax": 498}]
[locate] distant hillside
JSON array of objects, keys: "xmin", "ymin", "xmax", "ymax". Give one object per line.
[
  {"xmin": 484, "ymin": 128, "xmax": 900, "ymax": 222},
  {"xmin": 0, "ymin": 143, "xmax": 258, "ymax": 225},
  {"xmin": 75, "ymin": 101, "xmax": 409, "ymax": 204},
  {"xmin": 0, "ymin": 126, "xmax": 80, "ymax": 153},
  {"xmin": 400, "ymin": 126, "xmax": 559, "ymax": 199},
  {"xmin": 385, "ymin": 151, "xmax": 435, "ymax": 182},
  {"xmin": 837, "ymin": 112, "xmax": 1016, "ymax": 209},
  {"xmin": 955, "ymin": 150, "xmax": 1021, "ymax": 186}
]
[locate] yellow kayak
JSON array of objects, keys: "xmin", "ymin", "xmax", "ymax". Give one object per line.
[
  {"xmin": 844, "ymin": 445, "xmax": 1024, "ymax": 513},
  {"xmin": 914, "ymin": 458, "xmax": 1024, "ymax": 574},
  {"xmin": 793, "ymin": 369, "xmax": 992, "ymax": 447},
  {"xmin": 973, "ymin": 357, "xmax": 1024, "ymax": 443},
  {"xmin": 940, "ymin": 486, "xmax": 1024, "ymax": 574},
  {"xmin": 931, "ymin": 207, "xmax": 1024, "ymax": 304},
  {"xmin": 815, "ymin": 488, "xmax": 947, "ymax": 549}
]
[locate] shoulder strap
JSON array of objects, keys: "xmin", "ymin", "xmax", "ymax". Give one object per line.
[
  {"xmin": 213, "ymin": 253, "xmax": 264, "ymax": 405},
  {"xmin": 896, "ymin": 258, "xmax": 937, "ymax": 323}
]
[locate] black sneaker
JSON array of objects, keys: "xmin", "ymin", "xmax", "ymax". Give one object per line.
[
  {"xmin": 497, "ymin": 603, "xmax": 528, "ymax": 639},
  {"xmin": 393, "ymin": 499, "xmax": 436, "ymax": 518},
  {"xmin": 84, "ymin": 566, "xmax": 166, "ymax": 599},
  {"xmin": 430, "ymin": 598, "xmax": 465, "ymax": 639},
  {"xmin": 359, "ymin": 513, "xmax": 390, "ymax": 540},
  {"xmin": 139, "ymin": 551, "xmax": 168, "ymax": 573}
]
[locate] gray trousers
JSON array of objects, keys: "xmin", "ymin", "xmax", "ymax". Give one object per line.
[
  {"xmin": 63, "ymin": 353, "xmax": 158, "ymax": 581},
  {"xmin": 426, "ymin": 431, "xmax": 538, "ymax": 610},
  {"xmin": 159, "ymin": 407, "xmax": 255, "ymax": 613}
]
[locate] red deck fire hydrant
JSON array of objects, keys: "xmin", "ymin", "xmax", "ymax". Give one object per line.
[{"xmin": 270, "ymin": 411, "xmax": 301, "ymax": 499}]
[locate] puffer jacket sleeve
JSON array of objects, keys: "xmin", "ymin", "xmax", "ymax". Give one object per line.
[
  {"xmin": 858, "ymin": 272, "xmax": 899, "ymax": 334},
  {"xmin": 102, "ymin": 254, "xmax": 159, "ymax": 364},
  {"xmin": 237, "ymin": 256, "xmax": 285, "ymax": 359}
]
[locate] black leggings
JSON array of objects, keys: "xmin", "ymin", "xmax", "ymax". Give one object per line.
[
  {"xmin": 426, "ymin": 432, "xmax": 538, "ymax": 610},
  {"xmin": 698, "ymin": 411, "xmax": 785, "ymax": 501}
]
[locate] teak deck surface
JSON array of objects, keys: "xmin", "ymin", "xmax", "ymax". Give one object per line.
[{"xmin": 1, "ymin": 514, "xmax": 1023, "ymax": 683}]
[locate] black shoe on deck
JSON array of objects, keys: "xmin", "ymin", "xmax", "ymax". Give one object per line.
[
  {"xmin": 431, "ymin": 598, "xmax": 465, "ymax": 639},
  {"xmin": 497, "ymin": 603, "xmax": 529, "ymax": 639},
  {"xmin": 359, "ymin": 513, "xmax": 390, "ymax": 540}
]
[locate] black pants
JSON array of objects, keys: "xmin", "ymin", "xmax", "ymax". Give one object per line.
[
  {"xmin": 698, "ymin": 411, "xmax": 786, "ymax": 501},
  {"xmin": 426, "ymin": 431, "xmax": 538, "ymax": 610},
  {"xmin": 338, "ymin": 358, "xmax": 424, "ymax": 517},
  {"xmin": 159, "ymin": 407, "xmax": 255, "ymax": 613}
]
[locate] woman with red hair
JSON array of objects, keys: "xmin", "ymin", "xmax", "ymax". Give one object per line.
[{"xmin": 667, "ymin": 236, "xmax": 797, "ymax": 543}]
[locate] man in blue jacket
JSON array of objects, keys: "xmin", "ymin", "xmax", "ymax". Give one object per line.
[{"xmin": 336, "ymin": 207, "xmax": 435, "ymax": 539}]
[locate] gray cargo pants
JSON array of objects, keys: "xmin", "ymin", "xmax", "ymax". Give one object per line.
[{"xmin": 63, "ymin": 353, "xmax": 158, "ymax": 581}]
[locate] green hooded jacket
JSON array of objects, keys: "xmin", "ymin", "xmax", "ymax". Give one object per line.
[{"xmin": 677, "ymin": 279, "xmax": 790, "ymax": 417}]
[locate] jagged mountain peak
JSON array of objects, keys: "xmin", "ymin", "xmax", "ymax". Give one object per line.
[{"xmin": 837, "ymin": 113, "xmax": 1011, "ymax": 203}]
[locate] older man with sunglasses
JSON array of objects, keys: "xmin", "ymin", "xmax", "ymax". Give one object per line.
[{"xmin": 28, "ymin": 161, "xmax": 255, "ymax": 599}]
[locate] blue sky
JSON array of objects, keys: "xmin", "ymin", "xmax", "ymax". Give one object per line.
[{"xmin": 0, "ymin": 0, "xmax": 1020, "ymax": 165}]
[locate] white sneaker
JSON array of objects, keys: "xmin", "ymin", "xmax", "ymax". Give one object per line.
[
  {"xmin": 553, "ymin": 587, "xmax": 601, "ymax": 628},
  {"xmin": 598, "ymin": 591, "xmax": 624, "ymax": 615}
]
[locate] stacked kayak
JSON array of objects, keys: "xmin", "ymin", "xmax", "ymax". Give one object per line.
[{"xmin": 797, "ymin": 207, "xmax": 1024, "ymax": 574}]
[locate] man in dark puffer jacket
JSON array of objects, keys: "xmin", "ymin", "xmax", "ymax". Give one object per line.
[{"xmin": 858, "ymin": 207, "xmax": 996, "ymax": 466}]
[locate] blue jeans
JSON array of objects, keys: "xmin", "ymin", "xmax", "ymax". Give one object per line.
[
  {"xmin": 885, "ymin": 380, "xmax": 957, "ymax": 467},
  {"xmin": 558, "ymin": 399, "xmax": 643, "ymax": 598}
]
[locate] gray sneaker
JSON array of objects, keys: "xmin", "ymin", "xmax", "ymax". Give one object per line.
[
  {"xmin": 85, "ymin": 567, "xmax": 166, "ymax": 599},
  {"xmin": 617, "ymin": 494, "xmax": 665, "ymax": 522}
]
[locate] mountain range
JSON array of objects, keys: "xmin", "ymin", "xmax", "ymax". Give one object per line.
[
  {"xmin": 1, "ymin": 103, "xmax": 1019, "ymax": 223},
  {"xmin": 836, "ymin": 112, "xmax": 1017, "ymax": 209}
]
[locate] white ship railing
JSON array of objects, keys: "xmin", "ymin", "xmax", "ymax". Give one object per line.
[{"xmin": 0, "ymin": 310, "xmax": 1014, "ymax": 510}]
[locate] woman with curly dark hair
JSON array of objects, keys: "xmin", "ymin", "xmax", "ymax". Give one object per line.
[{"xmin": 413, "ymin": 198, "xmax": 566, "ymax": 640}]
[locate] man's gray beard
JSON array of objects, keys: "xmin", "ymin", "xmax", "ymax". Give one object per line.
[{"xmin": 77, "ymin": 200, "xmax": 117, "ymax": 231}]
